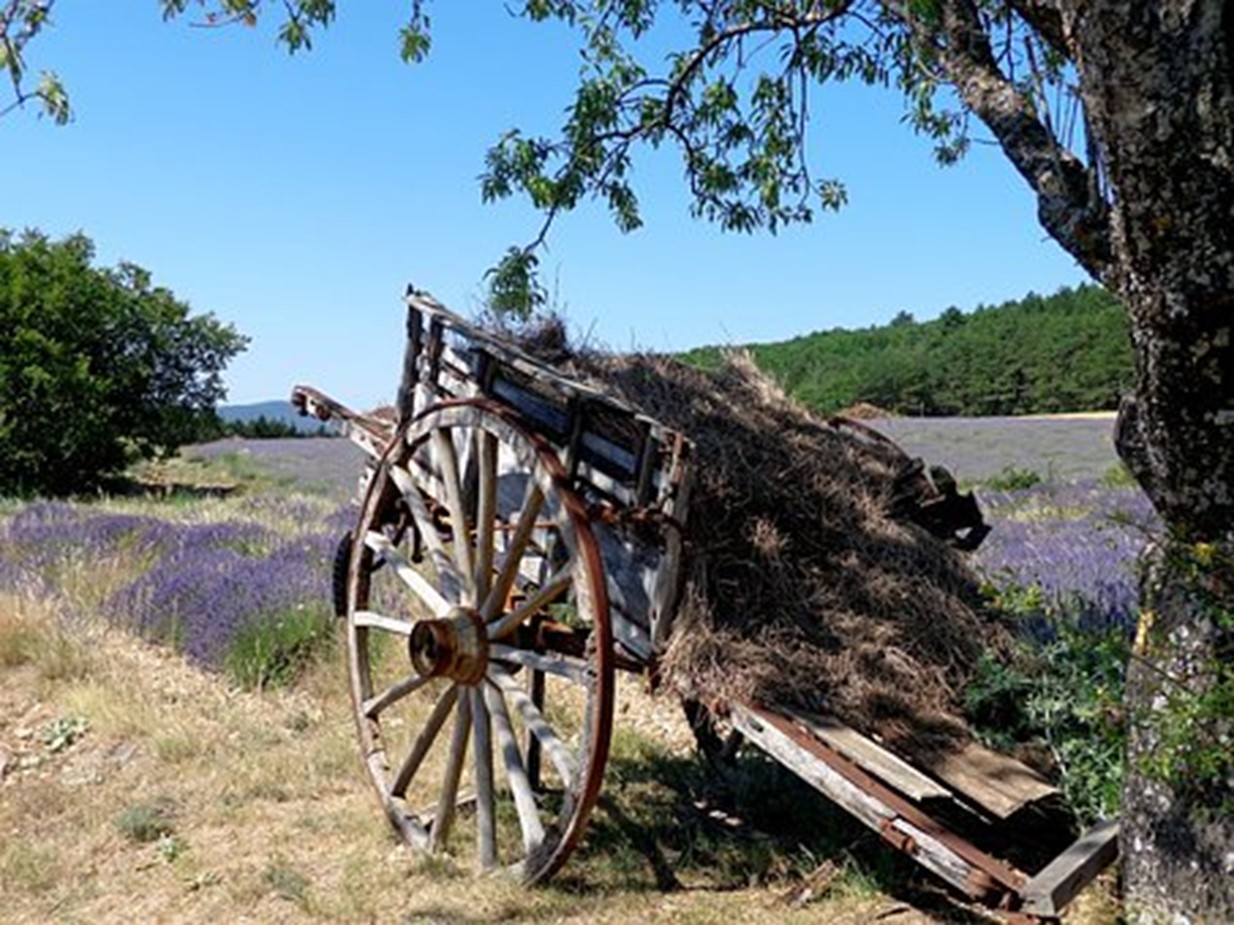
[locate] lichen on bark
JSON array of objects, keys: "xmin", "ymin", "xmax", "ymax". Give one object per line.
[{"xmin": 1122, "ymin": 539, "xmax": 1234, "ymax": 923}]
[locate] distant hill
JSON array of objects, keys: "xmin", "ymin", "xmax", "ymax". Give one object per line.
[
  {"xmin": 218, "ymin": 400, "xmax": 324, "ymax": 433},
  {"xmin": 682, "ymin": 283, "xmax": 1133, "ymax": 417}
]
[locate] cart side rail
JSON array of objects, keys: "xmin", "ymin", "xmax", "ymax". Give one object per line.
[
  {"xmin": 400, "ymin": 290, "xmax": 692, "ymax": 514},
  {"xmin": 398, "ymin": 290, "xmax": 695, "ymax": 661}
]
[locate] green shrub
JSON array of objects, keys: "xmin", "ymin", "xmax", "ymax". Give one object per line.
[
  {"xmin": 1099, "ymin": 461, "xmax": 1138, "ymax": 489},
  {"xmin": 224, "ymin": 605, "xmax": 333, "ymax": 690},
  {"xmin": 264, "ymin": 860, "xmax": 309, "ymax": 905},
  {"xmin": 984, "ymin": 466, "xmax": 1044, "ymax": 491},
  {"xmin": 116, "ymin": 797, "xmax": 178, "ymax": 843},
  {"xmin": 967, "ymin": 585, "xmax": 1130, "ymax": 825}
]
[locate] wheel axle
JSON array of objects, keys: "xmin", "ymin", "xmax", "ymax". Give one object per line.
[{"xmin": 409, "ymin": 607, "xmax": 488, "ymax": 684}]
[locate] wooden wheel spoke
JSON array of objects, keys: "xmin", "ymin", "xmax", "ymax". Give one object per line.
[
  {"xmin": 470, "ymin": 688, "xmax": 497, "ymax": 869},
  {"xmin": 489, "ymin": 644, "xmax": 588, "ymax": 685},
  {"xmin": 485, "ymin": 682, "xmax": 546, "ymax": 852},
  {"xmin": 389, "ymin": 464, "xmax": 464, "ymax": 600},
  {"xmin": 353, "ymin": 609, "xmax": 415, "ymax": 637},
  {"xmin": 474, "ymin": 430, "xmax": 498, "ymax": 603},
  {"xmin": 486, "ymin": 565, "xmax": 573, "ymax": 640},
  {"xmin": 429, "ymin": 693, "xmax": 472, "ymax": 851},
  {"xmin": 349, "ymin": 401, "xmax": 613, "ymax": 885},
  {"xmin": 392, "ymin": 685, "xmax": 459, "ymax": 798},
  {"xmin": 433, "ymin": 430, "xmax": 476, "ymax": 599},
  {"xmin": 490, "ymin": 668, "xmax": 578, "ymax": 790},
  {"xmin": 481, "ymin": 484, "xmax": 545, "ymax": 621},
  {"xmin": 363, "ymin": 531, "xmax": 451, "ymax": 618},
  {"xmin": 363, "ymin": 672, "xmax": 432, "ymax": 718}
]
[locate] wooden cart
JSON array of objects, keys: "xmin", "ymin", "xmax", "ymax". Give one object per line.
[{"xmin": 292, "ymin": 288, "xmax": 1118, "ymax": 921}]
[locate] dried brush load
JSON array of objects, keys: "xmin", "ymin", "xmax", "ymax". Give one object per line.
[{"xmin": 563, "ymin": 348, "xmax": 1007, "ymax": 758}]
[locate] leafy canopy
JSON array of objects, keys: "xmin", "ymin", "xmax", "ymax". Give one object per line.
[
  {"xmin": 0, "ymin": 230, "xmax": 248, "ymax": 496},
  {"xmin": 4, "ymin": 1, "xmax": 1083, "ymax": 318}
]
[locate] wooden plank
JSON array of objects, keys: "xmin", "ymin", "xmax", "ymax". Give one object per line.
[
  {"xmin": 923, "ymin": 740, "xmax": 1059, "ymax": 820},
  {"xmin": 1021, "ymin": 819, "xmax": 1120, "ymax": 917},
  {"xmin": 728, "ymin": 704, "xmax": 984, "ymax": 899},
  {"xmin": 785, "ymin": 708, "xmax": 954, "ymax": 803},
  {"xmin": 396, "ymin": 298, "xmax": 423, "ymax": 422}
]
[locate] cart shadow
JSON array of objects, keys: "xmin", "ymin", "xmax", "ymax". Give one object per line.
[{"xmin": 552, "ymin": 746, "xmax": 995, "ymax": 923}]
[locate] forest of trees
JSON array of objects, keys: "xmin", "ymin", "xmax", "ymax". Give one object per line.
[{"xmin": 683, "ymin": 284, "xmax": 1131, "ymax": 417}]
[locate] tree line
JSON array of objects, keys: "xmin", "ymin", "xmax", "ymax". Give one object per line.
[
  {"xmin": 209, "ymin": 415, "xmax": 331, "ymax": 439},
  {"xmin": 684, "ymin": 284, "xmax": 1132, "ymax": 417}
]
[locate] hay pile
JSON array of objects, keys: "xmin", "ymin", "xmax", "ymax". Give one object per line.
[{"xmin": 575, "ymin": 350, "xmax": 1009, "ymax": 757}]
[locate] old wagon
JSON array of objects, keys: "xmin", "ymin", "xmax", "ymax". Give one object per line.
[{"xmin": 292, "ymin": 288, "xmax": 1118, "ymax": 922}]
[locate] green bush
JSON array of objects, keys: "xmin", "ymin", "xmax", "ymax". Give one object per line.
[
  {"xmin": 115, "ymin": 797, "xmax": 178, "ymax": 843},
  {"xmin": 224, "ymin": 605, "xmax": 334, "ymax": 690},
  {"xmin": 1099, "ymin": 461, "xmax": 1139, "ymax": 489},
  {"xmin": 0, "ymin": 230, "xmax": 246, "ymax": 496},
  {"xmin": 967, "ymin": 585, "xmax": 1130, "ymax": 825},
  {"xmin": 983, "ymin": 466, "xmax": 1044, "ymax": 491}
]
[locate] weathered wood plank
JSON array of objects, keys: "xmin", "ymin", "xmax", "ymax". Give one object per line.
[
  {"xmin": 728, "ymin": 704, "xmax": 982, "ymax": 898},
  {"xmin": 923, "ymin": 740, "xmax": 1059, "ymax": 819},
  {"xmin": 1021, "ymin": 819, "xmax": 1120, "ymax": 917},
  {"xmin": 785, "ymin": 708, "xmax": 954, "ymax": 803}
]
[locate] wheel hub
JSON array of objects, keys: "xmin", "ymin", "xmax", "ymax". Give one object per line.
[{"xmin": 409, "ymin": 606, "xmax": 489, "ymax": 685}]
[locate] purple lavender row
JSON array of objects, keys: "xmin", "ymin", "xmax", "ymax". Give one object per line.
[
  {"xmin": 973, "ymin": 480, "xmax": 1158, "ymax": 636},
  {"xmin": 106, "ymin": 532, "xmax": 338, "ymax": 668},
  {"xmin": 1, "ymin": 500, "xmax": 357, "ymax": 673}
]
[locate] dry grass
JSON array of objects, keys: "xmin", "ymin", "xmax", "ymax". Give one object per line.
[
  {"xmin": 0, "ymin": 590, "xmax": 1120, "ymax": 924},
  {"xmin": 571, "ymin": 350, "xmax": 1008, "ymax": 758}
]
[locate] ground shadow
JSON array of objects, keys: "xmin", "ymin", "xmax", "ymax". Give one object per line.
[{"xmin": 551, "ymin": 743, "xmax": 996, "ymax": 923}]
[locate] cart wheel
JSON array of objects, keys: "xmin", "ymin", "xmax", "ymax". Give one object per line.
[{"xmin": 346, "ymin": 399, "xmax": 614, "ymax": 884}]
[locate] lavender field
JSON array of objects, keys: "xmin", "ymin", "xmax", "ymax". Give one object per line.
[
  {"xmin": 183, "ymin": 436, "xmax": 369, "ymax": 502},
  {"xmin": 0, "ymin": 424, "xmax": 1139, "ymax": 922},
  {"xmin": 874, "ymin": 412, "xmax": 1120, "ymax": 483},
  {"xmin": 2, "ymin": 421, "xmax": 1152, "ymax": 684}
]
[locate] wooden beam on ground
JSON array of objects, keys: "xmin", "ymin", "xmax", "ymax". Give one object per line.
[
  {"xmin": 729, "ymin": 703, "xmax": 1026, "ymax": 903},
  {"xmin": 1021, "ymin": 819, "xmax": 1120, "ymax": 917}
]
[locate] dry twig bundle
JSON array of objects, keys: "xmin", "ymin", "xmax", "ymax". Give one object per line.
[{"xmin": 575, "ymin": 350, "xmax": 1007, "ymax": 755}]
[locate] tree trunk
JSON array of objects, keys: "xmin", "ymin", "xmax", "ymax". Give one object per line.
[
  {"xmin": 1121, "ymin": 539, "xmax": 1233, "ymax": 924},
  {"xmin": 1063, "ymin": 4, "xmax": 1234, "ymax": 921}
]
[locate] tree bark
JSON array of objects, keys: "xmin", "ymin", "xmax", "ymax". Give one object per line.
[
  {"xmin": 1059, "ymin": 3, "xmax": 1234, "ymax": 920},
  {"xmin": 1123, "ymin": 540, "xmax": 1233, "ymax": 923}
]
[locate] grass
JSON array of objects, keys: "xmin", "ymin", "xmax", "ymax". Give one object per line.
[
  {"xmin": 116, "ymin": 797, "xmax": 179, "ymax": 843},
  {"xmin": 223, "ymin": 603, "xmax": 334, "ymax": 690},
  {"xmin": 0, "ymin": 442, "xmax": 1125, "ymax": 923},
  {"xmin": 1, "ymin": 603, "xmax": 962, "ymax": 924}
]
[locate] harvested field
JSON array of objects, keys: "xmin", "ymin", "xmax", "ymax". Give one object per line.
[{"xmin": 870, "ymin": 414, "xmax": 1119, "ymax": 483}]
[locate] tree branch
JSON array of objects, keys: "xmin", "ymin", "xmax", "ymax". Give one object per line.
[
  {"xmin": 663, "ymin": 2, "xmax": 853, "ymax": 126},
  {"xmin": 893, "ymin": 0, "xmax": 1111, "ymax": 279},
  {"xmin": 1006, "ymin": 0, "xmax": 1071, "ymax": 61}
]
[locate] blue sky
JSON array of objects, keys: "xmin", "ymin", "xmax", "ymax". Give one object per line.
[{"xmin": 2, "ymin": 3, "xmax": 1087, "ymax": 406}]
